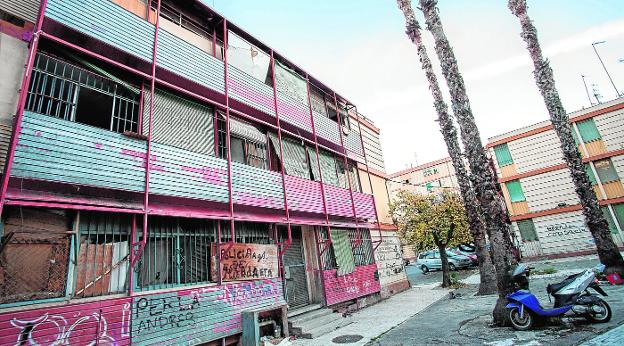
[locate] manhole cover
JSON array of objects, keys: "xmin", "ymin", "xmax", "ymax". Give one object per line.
[{"xmin": 332, "ymin": 335, "xmax": 364, "ymax": 344}]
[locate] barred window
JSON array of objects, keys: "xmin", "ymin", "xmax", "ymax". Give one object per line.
[
  {"xmin": 217, "ymin": 116, "xmax": 268, "ymax": 170},
  {"xmin": 25, "ymin": 53, "xmax": 140, "ymax": 134},
  {"xmin": 348, "ymin": 229, "xmax": 375, "ymax": 266},
  {"xmin": 318, "ymin": 227, "xmax": 337, "ymax": 271}
]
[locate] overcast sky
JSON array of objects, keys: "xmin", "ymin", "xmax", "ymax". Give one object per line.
[{"xmin": 211, "ymin": 0, "xmax": 624, "ymax": 174}]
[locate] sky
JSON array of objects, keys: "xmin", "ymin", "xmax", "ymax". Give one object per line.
[{"xmin": 210, "ymin": 0, "xmax": 624, "ymax": 173}]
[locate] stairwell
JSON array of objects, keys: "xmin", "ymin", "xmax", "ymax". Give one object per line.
[{"xmin": 288, "ymin": 304, "xmax": 354, "ymax": 339}]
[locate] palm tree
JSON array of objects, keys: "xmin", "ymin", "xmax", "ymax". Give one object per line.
[
  {"xmin": 419, "ymin": 0, "xmax": 516, "ymax": 325},
  {"xmin": 396, "ymin": 0, "xmax": 496, "ymax": 295},
  {"xmin": 508, "ymin": 0, "xmax": 624, "ymax": 274}
]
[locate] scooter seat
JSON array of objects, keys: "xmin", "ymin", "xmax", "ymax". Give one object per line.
[{"xmin": 546, "ymin": 272, "xmax": 582, "ymax": 294}]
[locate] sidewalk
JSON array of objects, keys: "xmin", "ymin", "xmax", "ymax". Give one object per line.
[
  {"xmin": 291, "ymin": 283, "xmax": 449, "ymax": 346},
  {"xmin": 581, "ymin": 323, "xmax": 624, "ymax": 345}
]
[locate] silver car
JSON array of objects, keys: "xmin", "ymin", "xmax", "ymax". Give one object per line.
[{"xmin": 416, "ymin": 250, "xmax": 473, "ymax": 273}]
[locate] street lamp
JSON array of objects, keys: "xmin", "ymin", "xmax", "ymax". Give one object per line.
[{"xmin": 591, "ymin": 41, "xmax": 621, "ymax": 97}]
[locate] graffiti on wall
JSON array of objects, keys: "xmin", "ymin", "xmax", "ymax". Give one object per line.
[
  {"xmin": 374, "ymin": 237, "xmax": 405, "ymax": 282},
  {"xmin": 322, "ymin": 264, "xmax": 381, "ymax": 306},
  {"xmin": 211, "ymin": 243, "xmax": 279, "ymax": 281},
  {"xmin": 1, "ymin": 299, "xmax": 131, "ymax": 346}
]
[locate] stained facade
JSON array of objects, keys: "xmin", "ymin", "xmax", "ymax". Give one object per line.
[{"xmin": 0, "ymin": 0, "xmax": 406, "ymax": 344}]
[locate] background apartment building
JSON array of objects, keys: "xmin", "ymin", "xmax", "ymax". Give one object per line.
[
  {"xmin": 488, "ymin": 98, "xmax": 624, "ymax": 258},
  {"xmin": 0, "ymin": 0, "xmax": 406, "ymax": 344}
]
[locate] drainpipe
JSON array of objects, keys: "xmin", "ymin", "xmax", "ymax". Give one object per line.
[
  {"xmin": 572, "ymin": 122, "xmax": 622, "ymax": 234},
  {"xmin": 269, "ymin": 50, "xmax": 292, "ymax": 256},
  {"xmin": 0, "ymin": 0, "xmax": 49, "ymax": 216},
  {"xmin": 221, "ymin": 19, "xmax": 236, "ymax": 257},
  {"xmin": 353, "ymin": 110, "xmax": 384, "ymax": 252},
  {"xmin": 134, "ymin": 0, "xmax": 162, "ymax": 267},
  {"xmin": 128, "ymin": 215, "xmax": 136, "ymax": 295}
]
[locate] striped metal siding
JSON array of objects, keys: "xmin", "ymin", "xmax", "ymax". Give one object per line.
[
  {"xmin": 507, "ymin": 130, "xmax": 564, "ymax": 174},
  {"xmin": 322, "ymin": 263, "xmax": 380, "ymax": 306},
  {"xmin": 352, "ymin": 191, "xmax": 377, "ymax": 220},
  {"xmin": 45, "ymin": 0, "xmax": 155, "ymax": 62},
  {"xmin": 360, "ymin": 125, "xmax": 386, "ymax": 173},
  {"xmin": 143, "ymin": 89, "xmax": 214, "ymax": 156},
  {"xmin": 343, "ymin": 127, "xmax": 363, "ymax": 156},
  {"xmin": 594, "ymin": 109, "xmax": 624, "ymax": 152},
  {"xmin": 324, "ymin": 183, "xmax": 354, "ymax": 218},
  {"xmin": 276, "ymin": 90, "xmax": 312, "ymax": 132},
  {"xmin": 531, "ymin": 210, "xmax": 594, "ymax": 255},
  {"xmin": 13, "ymin": 111, "xmax": 146, "ymax": 191},
  {"xmin": 0, "ymin": 0, "xmax": 40, "ymax": 22},
  {"xmin": 612, "ymin": 155, "xmax": 624, "ymax": 178},
  {"xmin": 0, "ymin": 123, "xmax": 11, "ymax": 170},
  {"xmin": 231, "ymin": 161, "xmax": 283, "ymax": 209},
  {"xmin": 285, "ymin": 175, "xmax": 325, "ymax": 214},
  {"xmin": 522, "ymin": 169, "xmax": 579, "ymax": 213},
  {"xmin": 156, "ymin": 27, "xmax": 225, "ymax": 93},
  {"xmin": 313, "ymin": 111, "xmax": 341, "ymax": 147},
  {"xmin": 0, "ymin": 297, "xmax": 131, "ymax": 345},
  {"xmin": 227, "ymin": 65, "xmax": 275, "ymax": 116},
  {"xmin": 149, "ymin": 142, "xmax": 229, "ymax": 202}
]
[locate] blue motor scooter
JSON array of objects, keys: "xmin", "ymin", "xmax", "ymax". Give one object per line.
[{"xmin": 506, "ymin": 263, "xmax": 611, "ymax": 330}]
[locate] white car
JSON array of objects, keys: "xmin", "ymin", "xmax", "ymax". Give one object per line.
[{"xmin": 415, "ymin": 250, "xmax": 473, "ymax": 273}]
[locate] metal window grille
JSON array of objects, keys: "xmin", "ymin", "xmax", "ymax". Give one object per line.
[
  {"xmin": 220, "ymin": 221, "xmax": 273, "ymax": 244},
  {"xmin": 25, "ymin": 53, "xmax": 140, "ymax": 133},
  {"xmin": 217, "ymin": 117, "xmax": 268, "ymax": 169},
  {"xmin": 318, "ymin": 227, "xmax": 337, "ymax": 270},
  {"xmin": 348, "ymin": 229, "xmax": 374, "ymax": 266},
  {"xmin": 135, "ymin": 217, "xmax": 216, "ymax": 291},
  {"xmin": 73, "ymin": 212, "xmax": 132, "ymax": 298}
]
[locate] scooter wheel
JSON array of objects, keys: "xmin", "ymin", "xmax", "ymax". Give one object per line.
[
  {"xmin": 585, "ymin": 298, "xmax": 612, "ymax": 323},
  {"xmin": 508, "ymin": 307, "xmax": 534, "ymax": 331}
]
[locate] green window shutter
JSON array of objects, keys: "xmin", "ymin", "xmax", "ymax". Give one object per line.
[
  {"xmin": 330, "ymin": 229, "xmax": 355, "ymax": 276},
  {"xmin": 584, "ymin": 164, "xmax": 598, "ymax": 185},
  {"xmin": 594, "ymin": 159, "xmax": 619, "ymax": 184},
  {"xmin": 613, "ymin": 204, "xmax": 624, "ymax": 230},
  {"xmin": 426, "ymin": 182, "xmax": 433, "ymax": 192},
  {"xmin": 576, "ymin": 119, "xmax": 601, "ymax": 143},
  {"xmin": 494, "ymin": 143, "xmax": 514, "ymax": 167},
  {"xmin": 571, "ymin": 128, "xmax": 580, "ymax": 146},
  {"xmin": 517, "ymin": 219, "xmax": 538, "ymax": 242},
  {"xmin": 319, "ymin": 150, "xmax": 339, "ymax": 186},
  {"xmin": 601, "ymin": 207, "xmax": 618, "ymax": 234},
  {"xmin": 307, "ymin": 147, "xmax": 321, "ymax": 181},
  {"xmin": 506, "ymin": 180, "xmax": 526, "ymax": 202}
]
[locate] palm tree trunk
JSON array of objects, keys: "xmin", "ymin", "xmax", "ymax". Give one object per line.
[
  {"xmin": 396, "ymin": 0, "xmax": 496, "ymax": 295},
  {"xmin": 437, "ymin": 243, "xmax": 451, "ymax": 288},
  {"xmin": 508, "ymin": 0, "xmax": 624, "ymax": 275},
  {"xmin": 419, "ymin": 0, "xmax": 517, "ymax": 325}
]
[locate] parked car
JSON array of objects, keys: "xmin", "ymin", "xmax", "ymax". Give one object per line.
[
  {"xmin": 415, "ymin": 250, "xmax": 473, "ymax": 273},
  {"xmin": 449, "ymin": 247, "xmax": 478, "ymax": 266}
]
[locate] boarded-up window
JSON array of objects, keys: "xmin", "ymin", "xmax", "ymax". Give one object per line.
[
  {"xmin": 268, "ymin": 133, "xmax": 310, "ymax": 179},
  {"xmin": 144, "ymin": 88, "xmax": 215, "ymax": 155},
  {"xmin": 594, "ymin": 159, "xmax": 619, "ymax": 184},
  {"xmin": 506, "ymin": 180, "xmax": 526, "ymax": 202},
  {"xmin": 494, "ymin": 143, "xmax": 513, "ymax": 167},
  {"xmin": 517, "ymin": 219, "xmax": 538, "ymax": 242},
  {"xmin": 330, "ymin": 229, "xmax": 355, "ymax": 276},
  {"xmin": 73, "ymin": 212, "xmax": 131, "ymax": 298},
  {"xmin": 0, "ymin": 208, "xmax": 71, "ymax": 304},
  {"xmin": 576, "ymin": 118, "xmax": 601, "ymax": 143}
]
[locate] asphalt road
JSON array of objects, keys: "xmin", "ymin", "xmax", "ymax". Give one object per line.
[{"xmin": 405, "ymin": 262, "xmax": 478, "ymax": 286}]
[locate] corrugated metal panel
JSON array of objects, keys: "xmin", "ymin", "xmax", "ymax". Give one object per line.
[
  {"xmin": 352, "ymin": 191, "xmax": 377, "ymax": 220},
  {"xmin": 322, "ymin": 263, "xmax": 380, "ymax": 306},
  {"xmin": 612, "ymin": 155, "xmax": 624, "ymax": 179},
  {"xmin": 324, "ymin": 183, "xmax": 354, "ymax": 218},
  {"xmin": 343, "ymin": 126, "xmax": 363, "ymax": 156},
  {"xmin": 268, "ymin": 132, "xmax": 309, "ymax": 180},
  {"xmin": 313, "ymin": 111, "xmax": 341, "ymax": 147},
  {"xmin": 13, "ymin": 111, "xmax": 146, "ymax": 191},
  {"xmin": 285, "ymin": 175, "xmax": 324, "ymax": 214},
  {"xmin": 131, "ymin": 279, "xmax": 285, "ymax": 345},
  {"xmin": 148, "ymin": 142, "xmax": 229, "ymax": 202},
  {"xmin": 231, "ymin": 161, "xmax": 284, "ymax": 209},
  {"xmin": 0, "ymin": 0, "xmax": 40, "ymax": 23},
  {"xmin": 157, "ymin": 27, "xmax": 225, "ymax": 93},
  {"xmin": 45, "ymin": 0, "xmax": 155, "ymax": 62},
  {"xmin": 360, "ymin": 125, "xmax": 385, "ymax": 172},
  {"xmin": 143, "ymin": 89, "xmax": 214, "ymax": 156},
  {"xmin": 282, "ymin": 229, "xmax": 309, "ymax": 308},
  {"xmin": 277, "ymin": 91, "xmax": 312, "ymax": 133},
  {"xmin": 0, "ymin": 123, "xmax": 11, "ymax": 169},
  {"xmin": 531, "ymin": 210, "xmax": 594, "ymax": 255},
  {"xmin": 594, "ymin": 108, "xmax": 624, "ymax": 152},
  {"xmin": 227, "ymin": 65, "xmax": 275, "ymax": 115},
  {"xmin": 507, "ymin": 129, "xmax": 564, "ymax": 174},
  {"xmin": 522, "ymin": 169, "xmax": 579, "ymax": 213},
  {"xmin": 0, "ymin": 297, "xmax": 131, "ymax": 345},
  {"xmin": 319, "ymin": 150, "xmax": 339, "ymax": 187}
]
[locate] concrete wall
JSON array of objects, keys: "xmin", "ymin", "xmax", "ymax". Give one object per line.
[{"xmin": 372, "ymin": 230, "xmax": 409, "ymax": 298}]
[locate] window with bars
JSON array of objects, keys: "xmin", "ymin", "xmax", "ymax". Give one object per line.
[
  {"xmin": 318, "ymin": 227, "xmax": 337, "ymax": 271},
  {"xmin": 348, "ymin": 229, "xmax": 374, "ymax": 266},
  {"xmin": 217, "ymin": 116, "xmax": 269, "ymax": 170},
  {"xmin": 25, "ymin": 53, "xmax": 140, "ymax": 134},
  {"xmin": 219, "ymin": 221, "xmax": 274, "ymax": 244}
]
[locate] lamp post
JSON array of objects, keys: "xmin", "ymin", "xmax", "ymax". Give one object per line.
[{"xmin": 591, "ymin": 41, "xmax": 620, "ymax": 97}]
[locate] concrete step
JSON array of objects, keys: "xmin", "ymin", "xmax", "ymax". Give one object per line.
[
  {"xmin": 288, "ymin": 304, "xmax": 322, "ymax": 318},
  {"xmin": 303, "ymin": 315, "xmax": 354, "ymax": 339},
  {"xmin": 290, "ymin": 307, "xmax": 333, "ymax": 325}
]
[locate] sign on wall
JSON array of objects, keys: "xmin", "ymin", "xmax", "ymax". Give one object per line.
[{"xmin": 211, "ymin": 243, "xmax": 279, "ymax": 281}]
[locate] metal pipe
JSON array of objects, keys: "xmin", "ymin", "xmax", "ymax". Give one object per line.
[
  {"xmin": 216, "ymin": 221, "xmax": 222, "ymax": 285},
  {"xmin": 269, "ymin": 50, "xmax": 292, "ymax": 255},
  {"xmin": 0, "ymin": 0, "xmax": 49, "ymax": 216},
  {"xmin": 353, "ymin": 110, "xmax": 384, "ymax": 251},
  {"xmin": 137, "ymin": 82, "xmax": 146, "ymax": 134},
  {"xmin": 592, "ymin": 41, "xmax": 620, "ymax": 97},
  {"xmin": 221, "ymin": 19, "xmax": 236, "ymax": 257},
  {"xmin": 128, "ymin": 214, "xmax": 136, "ymax": 295}
]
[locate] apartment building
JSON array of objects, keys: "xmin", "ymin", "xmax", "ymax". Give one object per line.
[
  {"xmin": 488, "ymin": 98, "xmax": 624, "ymax": 259},
  {"xmin": 0, "ymin": 1, "xmax": 405, "ymax": 344}
]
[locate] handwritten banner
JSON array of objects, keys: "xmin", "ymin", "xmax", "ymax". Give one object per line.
[{"xmin": 211, "ymin": 243, "xmax": 279, "ymax": 281}]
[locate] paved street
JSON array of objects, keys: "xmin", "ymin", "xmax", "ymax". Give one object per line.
[
  {"xmin": 405, "ymin": 263, "xmax": 478, "ymax": 287},
  {"xmin": 370, "ymin": 256, "xmax": 624, "ymax": 345}
]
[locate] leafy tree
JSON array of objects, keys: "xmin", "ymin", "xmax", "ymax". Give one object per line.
[
  {"xmin": 508, "ymin": 0, "xmax": 624, "ymax": 275},
  {"xmin": 391, "ymin": 190, "xmax": 471, "ymax": 287},
  {"xmin": 396, "ymin": 0, "xmax": 496, "ymax": 295}
]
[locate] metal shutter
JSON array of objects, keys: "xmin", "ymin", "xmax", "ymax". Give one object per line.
[
  {"xmin": 0, "ymin": 0, "xmax": 40, "ymax": 23},
  {"xmin": 330, "ymin": 228, "xmax": 355, "ymax": 276},
  {"xmin": 281, "ymin": 227, "xmax": 309, "ymax": 308}
]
